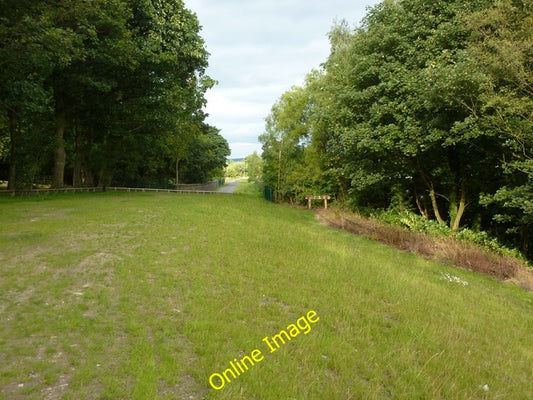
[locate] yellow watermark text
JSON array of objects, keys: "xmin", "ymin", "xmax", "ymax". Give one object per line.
[{"xmin": 208, "ymin": 310, "xmax": 320, "ymax": 390}]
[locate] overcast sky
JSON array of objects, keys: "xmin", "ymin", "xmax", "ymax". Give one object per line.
[{"xmin": 184, "ymin": 0, "xmax": 381, "ymax": 158}]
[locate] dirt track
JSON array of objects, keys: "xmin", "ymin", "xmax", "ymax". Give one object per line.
[{"xmin": 217, "ymin": 181, "xmax": 241, "ymax": 193}]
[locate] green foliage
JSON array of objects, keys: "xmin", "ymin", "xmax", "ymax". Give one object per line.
[
  {"xmin": 379, "ymin": 210, "xmax": 454, "ymax": 235},
  {"xmin": 180, "ymin": 125, "xmax": 230, "ymax": 183},
  {"xmin": 375, "ymin": 209, "xmax": 523, "ymax": 259},
  {"xmin": 244, "ymin": 152, "xmax": 263, "ymax": 182},
  {"xmin": 260, "ymin": 0, "xmax": 533, "ymax": 258},
  {"xmin": 465, "ymin": 0, "xmax": 533, "ymax": 255},
  {"xmin": 226, "ymin": 160, "xmax": 245, "ymax": 178},
  {"xmin": 0, "ymin": 0, "xmax": 218, "ymax": 189},
  {"xmin": 260, "ymin": 79, "xmax": 326, "ymax": 203}
]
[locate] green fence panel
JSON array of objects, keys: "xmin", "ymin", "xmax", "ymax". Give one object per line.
[{"xmin": 264, "ymin": 186, "xmax": 273, "ymax": 202}]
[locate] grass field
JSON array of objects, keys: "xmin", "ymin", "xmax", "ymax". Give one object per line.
[{"xmin": 1, "ymin": 192, "xmax": 532, "ymax": 399}]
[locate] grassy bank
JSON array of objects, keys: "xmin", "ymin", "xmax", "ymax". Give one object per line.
[
  {"xmin": 1, "ymin": 192, "xmax": 532, "ymax": 399},
  {"xmin": 316, "ymin": 209, "xmax": 533, "ymax": 291}
]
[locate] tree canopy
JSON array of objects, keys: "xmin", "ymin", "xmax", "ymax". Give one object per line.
[
  {"xmin": 260, "ymin": 0, "xmax": 533, "ymax": 258},
  {"xmin": 0, "ymin": 0, "xmax": 228, "ymax": 189}
]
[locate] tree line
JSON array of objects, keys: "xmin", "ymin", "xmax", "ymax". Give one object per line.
[
  {"xmin": 260, "ymin": 0, "xmax": 532, "ymax": 257},
  {"xmin": 0, "ymin": 0, "xmax": 229, "ymax": 190},
  {"xmin": 226, "ymin": 152, "xmax": 263, "ymax": 182}
]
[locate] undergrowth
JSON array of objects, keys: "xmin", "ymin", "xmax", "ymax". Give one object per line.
[
  {"xmin": 373, "ymin": 209, "xmax": 526, "ymax": 260},
  {"xmin": 316, "ymin": 208, "xmax": 533, "ymax": 291}
]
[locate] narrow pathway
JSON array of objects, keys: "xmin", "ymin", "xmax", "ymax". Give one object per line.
[{"xmin": 217, "ymin": 181, "xmax": 241, "ymax": 193}]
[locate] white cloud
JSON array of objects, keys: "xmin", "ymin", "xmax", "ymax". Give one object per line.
[
  {"xmin": 206, "ymin": 90, "xmax": 265, "ymax": 121},
  {"xmin": 229, "ymin": 142, "xmax": 264, "ymax": 159},
  {"xmin": 185, "ymin": 0, "xmax": 381, "ymax": 157}
]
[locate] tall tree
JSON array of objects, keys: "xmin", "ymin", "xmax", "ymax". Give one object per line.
[
  {"xmin": 259, "ymin": 0, "xmax": 531, "ymax": 256},
  {"xmin": 1, "ymin": 0, "xmax": 213, "ymax": 189},
  {"xmin": 244, "ymin": 152, "xmax": 263, "ymax": 182},
  {"xmin": 467, "ymin": 0, "xmax": 533, "ymax": 255},
  {"xmin": 0, "ymin": 0, "xmax": 78, "ymax": 189},
  {"xmin": 180, "ymin": 124, "xmax": 230, "ymax": 184},
  {"xmin": 260, "ymin": 85, "xmax": 313, "ymax": 202},
  {"xmin": 314, "ymin": 0, "xmax": 496, "ymax": 228}
]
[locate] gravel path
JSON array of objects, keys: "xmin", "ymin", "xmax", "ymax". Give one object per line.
[{"xmin": 217, "ymin": 181, "xmax": 241, "ymax": 193}]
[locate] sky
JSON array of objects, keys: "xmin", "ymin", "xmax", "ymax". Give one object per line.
[{"xmin": 184, "ymin": 0, "xmax": 382, "ymax": 159}]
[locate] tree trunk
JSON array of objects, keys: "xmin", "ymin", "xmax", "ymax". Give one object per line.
[
  {"xmin": 83, "ymin": 128, "xmax": 95, "ymax": 187},
  {"xmin": 73, "ymin": 154, "xmax": 82, "ymax": 187},
  {"xmin": 450, "ymin": 186, "xmax": 467, "ymax": 231},
  {"xmin": 415, "ymin": 159, "xmax": 444, "ymax": 224},
  {"xmin": 446, "ymin": 146, "xmax": 466, "ymax": 231},
  {"xmin": 97, "ymin": 133, "xmax": 113, "ymax": 188},
  {"xmin": 52, "ymin": 108, "xmax": 67, "ymax": 188},
  {"xmin": 276, "ymin": 149, "xmax": 282, "ymax": 202},
  {"xmin": 175, "ymin": 157, "xmax": 180, "ymax": 187},
  {"xmin": 98, "ymin": 163, "xmax": 112, "ymax": 188},
  {"xmin": 415, "ymin": 195, "xmax": 429, "ymax": 220},
  {"xmin": 84, "ymin": 166, "xmax": 95, "ymax": 187},
  {"xmin": 429, "ymin": 185, "xmax": 445, "ymax": 225},
  {"xmin": 72, "ymin": 121, "xmax": 82, "ymax": 187},
  {"xmin": 72, "ymin": 120, "xmax": 83, "ymax": 187},
  {"xmin": 7, "ymin": 109, "xmax": 17, "ymax": 191},
  {"xmin": 83, "ymin": 151, "xmax": 95, "ymax": 187},
  {"xmin": 520, "ymin": 227, "xmax": 529, "ymax": 257}
]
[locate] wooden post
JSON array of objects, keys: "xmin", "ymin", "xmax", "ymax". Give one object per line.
[{"xmin": 305, "ymin": 195, "xmax": 331, "ymax": 209}]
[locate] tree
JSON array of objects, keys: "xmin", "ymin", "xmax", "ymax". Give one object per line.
[
  {"xmin": 179, "ymin": 125, "xmax": 230, "ymax": 184},
  {"xmin": 244, "ymin": 152, "xmax": 263, "ymax": 182},
  {"xmin": 260, "ymin": 84, "xmax": 318, "ymax": 202},
  {"xmin": 467, "ymin": 0, "xmax": 533, "ymax": 255},
  {"xmin": 226, "ymin": 161, "xmax": 245, "ymax": 178},
  {"xmin": 0, "ymin": 0, "xmax": 78, "ymax": 189},
  {"xmin": 1, "ymin": 0, "xmax": 214, "ymax": 189},
  {"xmin": 311, "ymin": 0, "xmax": 497, "ymax": 229},
  {"xmin": 259, "ymin": 0, "xmax": 531, "ymax": 256}
]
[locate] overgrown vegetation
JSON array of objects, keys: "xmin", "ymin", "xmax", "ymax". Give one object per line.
[
  {"xmin": 1, "ymin": 192, "xmax": 532, "ymax": 399},
  {"xmin": 373, "ymin": 209, "xmax": 525, "ymax": 259},
  {"xmin": 260, "ymin": 0, "xmax": 533, "ymax": 259},
  {"xmin": 316, "ymin": 208, "xmax": 533, "ymax": 291}
]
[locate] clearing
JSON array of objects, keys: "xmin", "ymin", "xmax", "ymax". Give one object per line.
[{"xmin": 0, "ymin": 192, "xmax": 531, "ymax": 399}]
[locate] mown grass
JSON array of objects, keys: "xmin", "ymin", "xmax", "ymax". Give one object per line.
[
  {"xmin": 232, "ymin": 181, "xmax": 263, "ymax": 197},
  {"xmin": 0, "ymin": 192, "xmax": 532, "ymax": 399}
]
